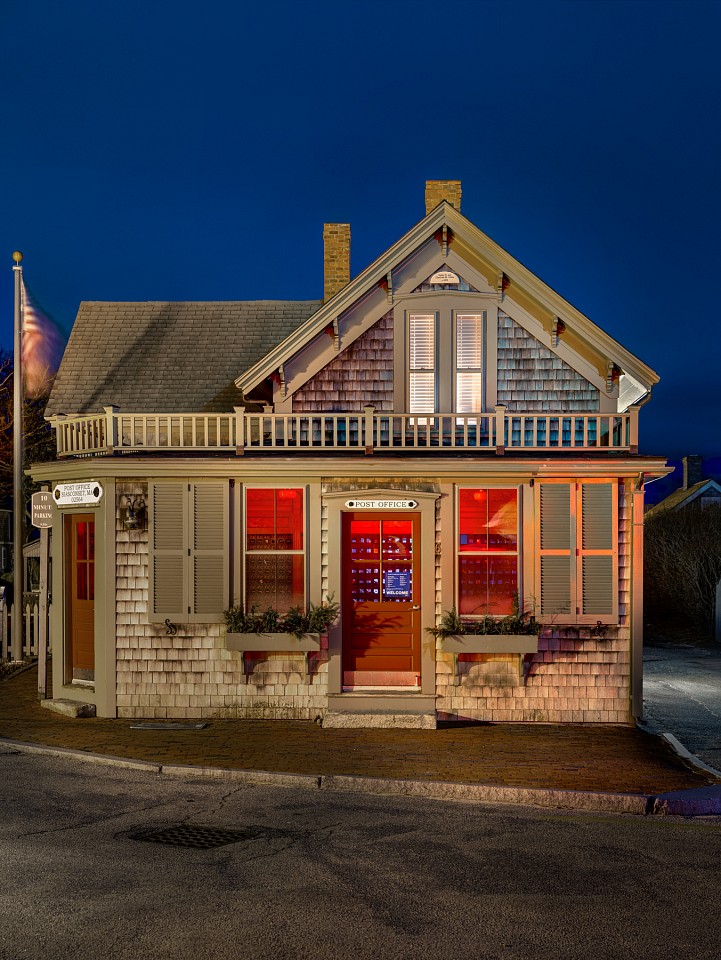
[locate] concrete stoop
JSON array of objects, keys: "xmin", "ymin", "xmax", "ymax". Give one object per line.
[
  {"xmin": 323, "ymin": 711, "xmax": 437, "ymax": 730},
  {"xmin": 40, "ymin": 698, "xmax": 96, "ymax": 719}
]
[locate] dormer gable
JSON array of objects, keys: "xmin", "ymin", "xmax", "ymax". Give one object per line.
[{"xmin": 239, "ymin": 182, "xmax": 658, "ymax": 416}]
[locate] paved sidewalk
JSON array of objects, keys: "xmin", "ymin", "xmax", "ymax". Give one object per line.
[{"xmin": 2, "ymin": 664, "xmax": 719, "ymax": 807}]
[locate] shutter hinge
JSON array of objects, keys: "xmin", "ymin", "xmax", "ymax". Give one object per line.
[
  {"xmin": 188, "ymin": 548, "xmax": 191, "ymax": 556},
  {"xmin": 188, "ymin": 484, "xmax": 191, "ymax": 492},
  {"xmin": 230, "ymin": 478, "xmax": 235, "ymax": 488},
  {"xmin": 188, "ymin": 606, "xmax": 191, "ymax": 615}
]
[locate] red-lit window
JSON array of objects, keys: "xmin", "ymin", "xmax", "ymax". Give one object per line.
[
  {"xmin": 245, "ymin": 488, "xmax": 304, "ymax": 612},
  {"xmin": 458, "ymin": 488, "xmax": 518, "ymax": 616}
]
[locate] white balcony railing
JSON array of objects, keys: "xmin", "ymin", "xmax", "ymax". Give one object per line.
[{"xmin": 51, "ymin": 405, "xmax": 639, "ymax": 458}]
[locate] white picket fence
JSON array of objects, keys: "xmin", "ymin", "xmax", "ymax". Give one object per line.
[{"xmin": 0, "ymin": 595, "xmax": 48, "ymax": 660}]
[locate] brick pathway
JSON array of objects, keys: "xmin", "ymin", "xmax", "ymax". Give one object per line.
[{"xmin": 1, "ymin": 664, "xmax": 718, "ymax": 795}]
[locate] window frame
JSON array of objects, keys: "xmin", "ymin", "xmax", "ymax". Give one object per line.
[
  {"xmin": 242, "ymin": 485, "xmax": 307, "ymax": 613},
  {"xmin": 455, "ymin": 485, "xmax": 521, "ymax": 619},
  {"xmin": 396, "ymin": 293, "xmax": 496, "ymax": 414}
]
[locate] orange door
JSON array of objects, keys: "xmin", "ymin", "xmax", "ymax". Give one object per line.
[
  {"xmin": 342, "ymin": 512, "xmax": 421, "ymax": 687},
  {"xmin": 67, "ymin": 514, "xmax": 95, "ymax": 682}
]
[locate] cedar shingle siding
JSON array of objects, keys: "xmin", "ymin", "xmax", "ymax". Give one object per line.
[
  {"xmin": 292, "ymin": 312, "xmax": 394, "ymax": 412},
  {"xmin": 497, "ymin": 312, "xmax": 599, "ymax": 411}
]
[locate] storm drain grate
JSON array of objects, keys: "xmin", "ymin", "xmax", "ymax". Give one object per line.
[{"xmin": 128, "ymin": 824, "xmax": 263, "ymax": 850}]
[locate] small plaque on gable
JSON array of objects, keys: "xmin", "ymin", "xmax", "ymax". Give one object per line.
[{"xmin": 429, "ymin": 270, "xmax": 460, "ymax": 285}]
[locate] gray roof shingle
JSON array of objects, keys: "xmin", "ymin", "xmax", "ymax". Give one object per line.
[{"xmin": 46, "ymin": 300, "xmax": 322, "ymax": 415}]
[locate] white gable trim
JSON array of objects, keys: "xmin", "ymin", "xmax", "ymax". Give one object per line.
[{"xmin": 236, "ymin": 202, "xmax": 659, "ymax": 397}]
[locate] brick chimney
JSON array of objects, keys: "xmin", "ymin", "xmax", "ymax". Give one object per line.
[
  {"xmin": 682, "ymin": 455, "xmax": 704, "ymax": 490},
  {"xmin": 323, "ymin": 223, "xmax": 351, "ymax": 303},
  {"xmin": 425, "ymin": 179, "xmax": 462, "ymax": 216}
]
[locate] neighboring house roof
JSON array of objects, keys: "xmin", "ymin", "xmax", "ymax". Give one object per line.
[
  {"xmin": 46, "ymin": 300, "xmax": 322, "ymax": 416},
  {"xmin": 235, "ymin": 201, "xmax": 660, "ymax": 401},
  {"xmin": 645, "ymin": 478, "xmax": 721, "ymax": 517}
]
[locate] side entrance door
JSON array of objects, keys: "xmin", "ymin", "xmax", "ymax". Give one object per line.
[
  {"xmin": 66, "ymin": 514, "xmax": 95, "ymax": 683},
  {"xmin": 341, "ymin": 512, "xmax": 421, "ymax": 688}
]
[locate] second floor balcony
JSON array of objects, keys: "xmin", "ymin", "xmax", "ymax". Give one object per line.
[{"xmin": 50, "ymin": 405, "xmax": 640, "ymax": 458}]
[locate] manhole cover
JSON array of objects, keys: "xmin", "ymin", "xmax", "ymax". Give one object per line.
[{"xmin": 128, "ymin": 824, "xmax": 263, "ymax": 850}]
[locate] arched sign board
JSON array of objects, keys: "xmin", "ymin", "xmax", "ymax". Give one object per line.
[{"xmin": 53, "ymin": 481, "xmax": 104, "ymax": 507}]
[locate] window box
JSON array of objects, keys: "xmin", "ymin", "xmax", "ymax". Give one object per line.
[
  {"xmin": 440, "ymin": 634, "xmax": 539, "ymax": 655},
  {"xmin": 225, "ymin": 632, "xmax": 321, "ymax": 653}
]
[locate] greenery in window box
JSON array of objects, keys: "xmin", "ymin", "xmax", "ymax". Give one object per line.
[
  {"xmin": 429, "ymin": 598, "xmax": 541, "ymax": 639},
  {"xmin": 224, "ymin": 596, "xmax": 339, "ymax": 639}
]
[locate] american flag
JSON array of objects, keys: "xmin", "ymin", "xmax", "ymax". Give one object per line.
[{"xmin": 21, "ymin": 279, "xmax": 66, "ymax": 397}]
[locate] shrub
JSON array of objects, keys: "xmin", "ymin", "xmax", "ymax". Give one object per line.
[
  {"xmin": 224, "ymin": 596, "xmax": 340, "ymax": 639},
  {"xmin": 644, "ymin": 504, "xmax": 721, "ymax": 638}
]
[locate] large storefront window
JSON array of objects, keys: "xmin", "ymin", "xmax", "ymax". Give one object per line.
[
  {"xmin": 458, "ymin": 488, "xmax": 518, "ymax": 616},
  {"xmin": 245, "ymin": 488, "xmax": 305, "ymax": 612}
]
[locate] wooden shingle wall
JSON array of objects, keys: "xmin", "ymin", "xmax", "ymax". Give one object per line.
[
  {"xmin": 435, "ymin": 481, "xmax": 631, "ymax": 723},
  {"xmin": 114, "ymin": 482, "xmax": 328, "ymax": 720},
  {"xmin": 497, "ymin": 312, "xmax": 599, "ymax": 411},
  {"xmin": 292, "ymin": 312, "xmax": 394, "ymax": 412}
]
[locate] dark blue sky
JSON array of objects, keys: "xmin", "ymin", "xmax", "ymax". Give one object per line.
[{"xmin": 2, "ymin": 0, "xmax": 719, "ymax": 459}]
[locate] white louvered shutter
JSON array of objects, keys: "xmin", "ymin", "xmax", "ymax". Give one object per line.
[
  {"xmin": 538, "ymin": 483, "xmax": 572, "ymax": 617},
  {"xmin": 190, "ymin": 482, "xmax": 229, "ymax": 621},
  {"xmin": 409, "ymin": 314, "xmax": 436, "ymax": 413},
  {"xmin": 149, "ymin": 481, "xmax": 188, "ymax": 622},
  {"xmin": 578, "ymin": 482, "xmax": 617, "ymax": 622},
  {"xmin": 456, "ymin": 313, "xmax": 484, "ymax": 413}
]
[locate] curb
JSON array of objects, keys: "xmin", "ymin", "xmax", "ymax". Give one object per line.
[{"xmin": 4, "ymin": 736, "xmax": 720, "ymax": 816}]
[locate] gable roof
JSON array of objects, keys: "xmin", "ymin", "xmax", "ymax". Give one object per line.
[
  {"xmin": 46, "ymin": 300, "xmax": 322, "ymax": 416},
  {"xmin": 645, "ymin": 478, "xmax": 721, "ymax": 517},
  {"xmin": 235, "ymin": 201, "xmax": 660, "ymax": 399}
]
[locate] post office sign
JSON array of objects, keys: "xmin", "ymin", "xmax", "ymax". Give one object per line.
[
  {"xmin": 53, "ymin": 481, "xmax": 104, "ymax": 507},
  {"xmin": 345, "ymin": 499, "xmax": 418, "ymax": 509}
]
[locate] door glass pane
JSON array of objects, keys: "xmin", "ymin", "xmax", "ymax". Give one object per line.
[
  {"xmin": 88, "ymin": 562, "xmax": 95, "ymax": 602},
  {"xmin": 382, "ymin": 520, "xmax": 412, "ymax": 560},
  {"xmin": 350, "ymin": 563, "xmax": 381, "ymax": 602},
  {"xmin": 77, "ymin": 563, "xmax": 88, "ymax": 601},
  {"xmin": 88, "ymin": 524, "xmax": 95, "ymax": 561},
  {"xmin": 382, "ymin": 566, "xmax": 413, "ymax": 602},
  {"xmin": 350, "ymin": 520, "xmax": 380, "ymax": 560},
  {"xmin": 76, "ymin": 522, "xmax": 87, "ymax": 561}
]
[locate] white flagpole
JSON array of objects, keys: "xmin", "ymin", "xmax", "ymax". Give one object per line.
[{"xmin": 12, "ymin": 251, "xmax": 23, "ymax": 661}]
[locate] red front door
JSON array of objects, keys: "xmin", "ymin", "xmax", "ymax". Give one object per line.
[
  {"xmin": 66, "ymin": 514, "xmax": 95, "ymax": 683},
  {"xmin": 341, "ymin": 512, "xmax": 421, "ymax": 688}
]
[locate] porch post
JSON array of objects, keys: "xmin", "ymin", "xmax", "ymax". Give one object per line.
[
  {"xmin": 364, "ymin": 405, "xmax": 375, "ymax": 456},
  {"xmin": 234, "ymin": 406, "xmax": 245, "ymax": 456},
  {"xmin": 494, "ymin": 403, "xmax": 506, "ymax": 456},
  {"xmin": 104, "ymin": 405, "xmax": 119, "ymax": 453}
]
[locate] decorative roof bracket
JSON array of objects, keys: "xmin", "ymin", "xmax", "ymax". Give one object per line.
[
  {"xmin": 442, "ymin": 224, "xmax": 449, "ymax": 258},
  {"xmin": 386, "ymin": 271, "xmax": 393, "ymax": 304},
  {"xmin": 605, "ymin": 361, "xmax": 620, "ymax": 395},
  {"xmin": 496, "ymin": 271, "xmax": 505, "ymax": 302},
  {"xmin": 278, "ymin": 363, "xmax": 287, "ymax": 398},
  {"xmin": 332, "ymin": 318, "xmax": 341, "ymax": 351},
  {"xmin": 551, "ymin": 316, "xmax": 566, "ymax": 347}
]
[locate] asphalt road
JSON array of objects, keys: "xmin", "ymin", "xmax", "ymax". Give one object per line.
[
  {"xmin": 2, "ymin": 746, "xmax": 721, "ymax": 960},
  {"xmin": 643, "ymin": 643, "xmax": 721, "ymax": 771}
]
